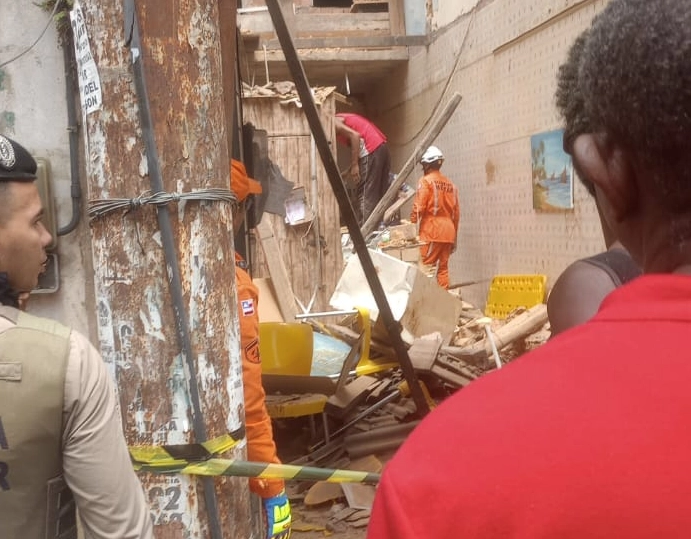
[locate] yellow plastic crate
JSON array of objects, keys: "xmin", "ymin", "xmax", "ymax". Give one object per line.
[{"xmin": 484, "ymin": 274, "xmax": 547, "ymax": 319}]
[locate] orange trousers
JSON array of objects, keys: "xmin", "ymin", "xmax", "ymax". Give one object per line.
[{"xmin": 420, "ymin": 242, "xmax": 454, "ymax": 289}]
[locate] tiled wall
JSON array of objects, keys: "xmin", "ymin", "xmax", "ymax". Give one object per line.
[{"xmin": 370, "ymin": 0, "xmax": 610, "ymax": 307}]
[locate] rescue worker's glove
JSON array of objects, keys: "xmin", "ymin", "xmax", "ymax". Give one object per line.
[{"xmin": 263, "ymin": 490, "xmax": 291, "ymax": 539}]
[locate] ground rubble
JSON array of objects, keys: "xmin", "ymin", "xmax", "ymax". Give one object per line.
[{"xmin": 273, "ymin": 299, "xmax": 551, "ymax": 536}]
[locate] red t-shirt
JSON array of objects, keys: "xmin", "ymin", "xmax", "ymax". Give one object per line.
[
  {"xmin": 368, "ymin": 274, "xmax": 691, "ymax": 538},
  {"xmin": 336, "ymin": 113, "xmax": 386, "ymax": 154}
]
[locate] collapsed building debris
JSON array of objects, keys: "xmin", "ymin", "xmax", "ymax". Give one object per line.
[{"xmin": 264, "ymin": 276, "xmax": 550, "ymax": 532}]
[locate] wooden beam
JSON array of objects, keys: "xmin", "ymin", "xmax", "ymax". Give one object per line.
[
  {"xmin": 256, "ymin": 34, "xmax": 427, "ymax": 49},
  {"xmin": 389, "ymin": 0, "xmax": 405, "ymax": 36},
  {"xmin": 239, "ymin": 11, "xmax": 389, "ymax": 36},
  {"xmin": 251, "ymin": 46, "xmax": 410, "ymax": 64},
  {"xmin": 255, "ymin": 216, "xmax": 299, "ymax": 322}
]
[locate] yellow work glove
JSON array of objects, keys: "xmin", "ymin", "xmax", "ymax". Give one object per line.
[{"xmin": 263, "ymin": 490, "xmax": 291, "ymax": 539}]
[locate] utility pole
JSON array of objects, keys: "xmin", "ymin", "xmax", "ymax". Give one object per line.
[{"xmin": 76, "ymin": 0, "xmax": 248, "ymax": 537}]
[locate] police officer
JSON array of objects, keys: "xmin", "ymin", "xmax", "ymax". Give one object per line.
[
  {"xmin": 410, "ymin": 146, "xmax": 460, "ymax": 289},
  {"xmin": 0, "ymin": 135, "xmax": 153, "ymax": 539}
]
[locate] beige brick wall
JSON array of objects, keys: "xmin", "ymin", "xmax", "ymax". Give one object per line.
[{"xmin": 370, "ymin": 0, "xmax": 610, "ymax": 307}]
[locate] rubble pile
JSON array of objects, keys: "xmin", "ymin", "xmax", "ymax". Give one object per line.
[{"xmin": 272, "ymin": 300, "xmax": 550, "ymax": 534}]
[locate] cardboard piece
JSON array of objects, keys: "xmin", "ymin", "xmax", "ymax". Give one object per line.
[
  {"xmin": 254, "ymin": 278, "xmax": 284, "ymax": 323},
  {"xmin": 388, "ymin": 222, "xmax": 417, "ymax": 242},
  {"xmin": 304, "ymin": 481, "xmax": 343, "ymax": 506},
  {"xmin": 329, "ymin": 249, "xmax": 463, "ymax": 344}
]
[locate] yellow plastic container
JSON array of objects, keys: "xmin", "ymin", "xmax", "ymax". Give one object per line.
[
  {"xmin": 484, "ymin": 274, "xmax": 547, "ymax": 319},
  {"xmin": 259, "ymin": 322, "xmax": 314, "ymax": 376}
]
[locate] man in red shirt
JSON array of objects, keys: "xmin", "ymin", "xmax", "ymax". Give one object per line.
[
  {"xmin": 335, "ymin": 112, "xmax": 391, "ymax": 225},
  {"xmin": 410, "ymin": 146, "xmax": 459, "ymax": 289},
  {"xmin": 368, "ymin": 1, "xmax": 691, "ymax": 537}
]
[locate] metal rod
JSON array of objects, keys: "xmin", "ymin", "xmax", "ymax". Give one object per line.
[
  {"xmin": 265, "ymin": 0, "xmax": 431, "ymax": 417},
  {"xmin": 310, "ymin": 388, "xmax": 403, "ymax": 452},
  {"xmin": 295, "ymin": 309, "xmax": 359, "ymax": 319}
]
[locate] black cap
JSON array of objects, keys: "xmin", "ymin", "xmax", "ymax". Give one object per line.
[{"xmin": 0, "ymin": 135, "xmax": 37, "ymax": 181}]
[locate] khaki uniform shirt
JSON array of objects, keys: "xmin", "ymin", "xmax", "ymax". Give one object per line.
[{"xmin": 0, "ymin": 316, "xmax": 154, "ymax": 539}]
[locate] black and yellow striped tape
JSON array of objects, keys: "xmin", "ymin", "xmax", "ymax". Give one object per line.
[
  {"xmin": 134, "ymin": 458, "xmax": 380, "ymax": 484},
  {"xmin": 128, "ymin": 428, "xmax": 380, "ymax": 484},
  {"xmin": 129, "ymin": 427, "xmax": 245, "ymax": 468}
]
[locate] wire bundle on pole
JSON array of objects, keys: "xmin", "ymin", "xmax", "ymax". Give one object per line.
[{"xmin": 88, "ymin": 188, "xmax": 238, "ymax": 221}]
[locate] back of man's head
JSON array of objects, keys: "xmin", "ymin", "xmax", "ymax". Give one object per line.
[
  {"xmin": 579, "ymin": 0, "xmax": 691, "ymax": 212},
  {"xmin": 555, "ymin": 30, "xmax": 594, "ymax": 196},
  {"xmin": 555, "ymin": 31, "xmax": 590, "ymax": 154}
]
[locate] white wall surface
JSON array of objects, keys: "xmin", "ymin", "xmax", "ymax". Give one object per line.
[
  {"xmin": 432, "ymin": 0, "xmax": 480, "ymax": 30},
  {"xmin": 371, "ymin": 0, "xmax": 610, "ymax": 308},
  {"xmin": 0, "ymin": 0, "xmax": 94, "ymax": 338}
]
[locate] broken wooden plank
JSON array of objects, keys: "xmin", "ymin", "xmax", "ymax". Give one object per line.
[
  {"xmin": 345, "ymin": 509, "xmax": 371, "ymax": 522},
  {"xmin": 350, "ymin": 517, "xmax": 371, "ymax": 528},
  {"xmin": 408, "ymin": 333, "xmax": 444, "ymax": 373},
  {"xmin": 383, "ymin": 189, "xmax": 414, "ymax": 222},
  {"xmin": 325, "ymin": 375, "xmax": 379, "ymax": 418},
  {"xmin": 304, "ymin": 482, "xmax": 344, "ymax": 506},
  {"xmin": 256, "ymin": 216, "xmax": 298, "ymax": 322},
  {"xmin": 329, "ymin": 507, "xmax": 358, "ymax": 523},
  {"xmin": 442, "ymin": 304, "xmax": 548, "ymax": 367},
  {"xmin": 239, "ymin": 11, "xmax": 390, "ymax": 38}
]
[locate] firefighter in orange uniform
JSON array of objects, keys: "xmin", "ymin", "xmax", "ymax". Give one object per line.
[
  {"xmin": 410, "ymin": 146, "xmax": 460, "ymax": 289},
  {"xmin": 231, "ymin": 159, "xmax": 291, "ymax": 539}
]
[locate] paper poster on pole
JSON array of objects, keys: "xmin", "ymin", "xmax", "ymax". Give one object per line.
[{"xmin": 70, "ymin": 1, "xmax": 102, "ymax": 115}]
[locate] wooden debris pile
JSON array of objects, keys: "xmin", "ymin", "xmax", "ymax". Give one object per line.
[
  {"xmin": 241, "ymin": 80, "xmax": 337, "ymax": 106},
  {"xmin": 276, "ymin": 302, "xmax": 550, "ymax": 533},
  {"xmin": 370, "ymin": 221, "xmax": 424, "ymax": 265}
]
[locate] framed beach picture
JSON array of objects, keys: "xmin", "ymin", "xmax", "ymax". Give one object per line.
[{"xmin": 531, "ymin": 129, "xmax": 574, "ymax": 211}]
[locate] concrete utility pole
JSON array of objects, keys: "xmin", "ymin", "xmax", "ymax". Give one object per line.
[{"xmin": 76, "ymin": 1, "xmax": 248, "ymax": 537}]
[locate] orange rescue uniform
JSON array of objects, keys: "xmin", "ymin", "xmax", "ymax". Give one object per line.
[
  {"xmin": 236, "ymin": 253, "xmax": 285, "ymax": 499},
  {"xmin": 410, "ymin": 169, "xmax": 460, "ymax": 289}
]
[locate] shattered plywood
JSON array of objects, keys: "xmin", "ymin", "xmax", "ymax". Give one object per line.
[
  {"xmin": 330, "ymin": 249, "xmax": 463, "ymax": 344},
  {"xmin": 243, "ymin": 86, "xmax": 343, "ymax": 313}
]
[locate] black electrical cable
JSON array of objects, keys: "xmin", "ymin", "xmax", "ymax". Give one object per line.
[
  {"xmin": 123, "ymin": 3, "xmax": 223, "ymax": 538},
  {"xmin": 58, "ymin": 28, "xmax": 82, "ymax": 236}
]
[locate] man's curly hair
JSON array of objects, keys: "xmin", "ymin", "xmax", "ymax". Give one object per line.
[
  {"xmin": 555, "ymin": 30, "xmax": 594, "ymax": 195},
  {"xmin": 579, "ymin": 0, "xmax": 691, "ymax": 212}
]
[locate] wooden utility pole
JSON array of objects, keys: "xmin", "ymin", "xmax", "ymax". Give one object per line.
[{"xmin": 77, "ymin": 0, "xmax": 248, "ymax": 537}]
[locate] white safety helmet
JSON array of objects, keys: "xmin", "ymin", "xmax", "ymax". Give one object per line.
[{"xmin": 420, "ymin": 145, "xmax": 444, "ymax": 164}]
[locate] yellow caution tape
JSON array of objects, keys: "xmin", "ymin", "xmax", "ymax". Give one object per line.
[
  {"xmin": 129, "ymin": 427, "xmax": 380, "ymax": 484},
  {"xmin": 128, "ymin": 428, "xmax": 244, "ymax": 468},
  {"xmin": 134, "ymin": 458, "xmax": 380, "ymax": 484}
]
